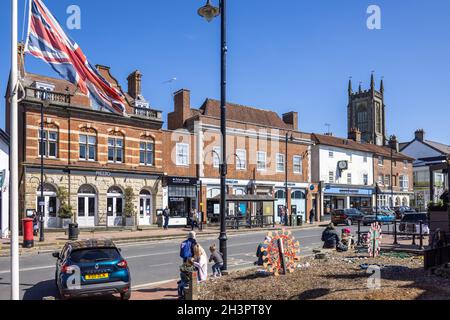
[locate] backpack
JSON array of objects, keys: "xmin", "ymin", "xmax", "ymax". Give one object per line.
[{"xmin": 180, "ymin": 240, "xmax": 193, "ymax": 259}]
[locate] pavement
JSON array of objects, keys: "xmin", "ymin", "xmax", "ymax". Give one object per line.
[
  {"xmin": 0, "ymin": 225, "xmax": 328, "ymax": 300},
  {"xmin": 0, "ymin": 222, "xmax": 324, "ymax": 257}
]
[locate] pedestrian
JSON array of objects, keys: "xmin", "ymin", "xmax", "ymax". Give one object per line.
[
  {"xmin": 209, "ymin": 244, "xmax": 224, "ymax": 278},
  {"xmin": 180, "ymin": 231, "xmax": 197, "ymax": 263},
  {"xmin": 195, "ymin": 209, "xmax": 202, "ymax": 229},
  {"xmin": 163, "ymin": 206, "xmax": 170, "ymax": 230},
  {"xmin": 177, "ymin": 258, "xmax": 195, "ymax": 300},
  {"xmin": 321, "ymin": 223, "xmax": 348, "ymax": 252},
  {"xmin": 309, "ymin": 208, "xmax": 315, "ymax": 225},
  {"xmin": 189, "ymin": 209, "xmax": 196, "ymax": 231},
  {"xmin": 255, "ymin": 236, "xmax": 271, "ymax": 266},
  {"xmin": 193, "ymin": 244, "xmax": 208, "ymax": 282}
]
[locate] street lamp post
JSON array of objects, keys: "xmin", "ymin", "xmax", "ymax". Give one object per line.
[
  {"xmin": 39, "ymin": 101, "xmax": 46, "ymax": 242},
  {"xmin": 285, "ymin": 133, "xmax": 293, "ymax": 226},
  {"xmin": 198, "ymin": 0, "xmax": 228, "ymax": 270}
]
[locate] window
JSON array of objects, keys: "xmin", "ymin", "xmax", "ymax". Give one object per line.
[
  {"xmin": 276, "ymin": 154, "xmax": 285, "ymax": 172},
  {"xmin": 347, "ymin": 173, "xmax": 352, "ymax": 185},
  {"xmin": 108, "ymin": 137, "xmax": 124, "ymax": 163},
  {"xmin": 400, "ymin": 175, "xmax": 409, "ymax": 190},
  {"xmin": 329, "ymin": 171, "xmax": 335, "ymax": 183},
  {"xmin": 236, "ymin": 149, "xmax": 247, "ymax": 170},
  {"xmin": 363, "ymin": 174, "xmax": 369, "ymax": 186},
  {"xmin": 176, "ymin": 143, "xmax": 189, "ymax": 166},
  {"xmin": 378, "ymin": 174, "xmax": 384, "ymax": 185},
  {"xmin": 293, "ymin": 156, "xmax": 302, "ymax": 174},
  {"xmin": 329, "ymin": 151, "xmax": 334, "ymax": 158},
  {"xmin": 39, "ymin": 130, "xmax": 58, "ymax": 158},
  {"xmin": 140, "ymin": 141, "xmax": 154, "ymax": 166},
  {"xmin": 378, "ymin": 156, "xmax": 384, "ymax": 166},
  {"xmin": 79, "ymin": 135, "xmax": 96, "ymax": 161},
  {"xmin": 356, "ymin": 103, "xmax": 368, "ymax": 133},
  {"xmin": 213, "ymin": 147, "xmax": 221, "ymax": 168},
  {"xmin": 363, "ymin": 156, "xmax": 368, "ymax": 163},
  {"xmin": 257, "ymin": 152, "xmax": 267, "ymax": 171},
  {"xmin": 384, "ymin": 175, "xmax": 390, "ymax": 187}
]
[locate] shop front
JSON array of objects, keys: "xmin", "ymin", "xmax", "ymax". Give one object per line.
[
  {"xmin": 164, "ymin": 176, "xmax": 199, "ymax": 227},
  {"xmin": 323, "ymin": 185, "xmax": 373, "ymax": 212}
]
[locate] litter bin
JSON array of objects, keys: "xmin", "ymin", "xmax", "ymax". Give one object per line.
[
  {"xmin": 22, "ymin": 218, "xmax": 34, "ymax": 248},
  {"xmin": 297, "ymin": 215, "xmax": 303, "ymax": 227},
  {"xmin": 68, "ymin": 223, "xmax": 79, "ymax": 241},
  {"xmin": 292, "ymin": 215, "xmax": 297, "ymax": 227}
]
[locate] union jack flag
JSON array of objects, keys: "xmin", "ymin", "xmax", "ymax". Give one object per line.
[{"xmin": 24, "ymin": 0, "xmax": 127, "ymax": 115}]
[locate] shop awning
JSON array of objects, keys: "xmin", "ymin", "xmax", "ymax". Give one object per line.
[{"xmin": 212, "ymin": 195, "xmax": 275, "ymax": 202}]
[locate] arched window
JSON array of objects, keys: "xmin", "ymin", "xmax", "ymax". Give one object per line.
[
  {"xmin": 356, "ymin": 103, "xmax": 368, "ymax": 133},
  {"xmin": 402, "ymin": 197, "xmax": 408, "ymax": 207},
  {"xmin": 78, "ymin": 184, "xmax": 96, "ymax": 195},
  {"xmin": 275, "ymin": 190, "xmax": 286, "ymax": 200},
  {"xmin": 140, "ymin": 137, "xmax": 155, "ymax": 166},
  {"xmin": 292, "ymin": 191, "xmax": 306, "ymax": 200}
]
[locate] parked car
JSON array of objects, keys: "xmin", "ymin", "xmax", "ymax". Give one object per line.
[
  {"xmin": 394, "ymin": 206, "xmax": 417, "ymax": 220},
  {"xmin": 362, "ymin": 208, "xmax": 396, "ymax": 226},
  {"xmin": 53, "ymin": 239, "xmax": 131, "ymax": 300},
  {"xmin": 331, "ymin": 209, "xmax": 365, "ymax": 226},
  {"xmin": 399, "ymin": 213, "xmax": 430, "ymax": 235}
]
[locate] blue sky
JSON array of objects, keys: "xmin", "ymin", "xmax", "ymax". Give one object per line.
[{"xmin": 1, "ymin": 0, "xmax": 449, "ymax": 143}]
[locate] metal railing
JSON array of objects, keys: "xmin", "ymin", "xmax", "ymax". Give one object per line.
[{"xmin": 25, "ymin": 87, "xmax": 71, "ymax": 104}]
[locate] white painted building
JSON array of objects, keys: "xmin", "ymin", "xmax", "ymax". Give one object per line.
[
  {"xmin": 0, "ymin": 129, "xmax": 10, "ymax": 238},
  {"xmin": 312, "ymin": 134, "xmax": 375, "ymax": 217},
  {"xmin": 400, "ymin": 130, "xmax": 449, "ymax": 210}
]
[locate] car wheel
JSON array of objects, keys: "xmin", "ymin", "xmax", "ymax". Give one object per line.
[
  {"xmin": 120, "ymin": 291, "xmax": 131, "ymax": 301},
  {"xmin": 347, "ymin": 219, "xmax": 352, "ymax": 226}
]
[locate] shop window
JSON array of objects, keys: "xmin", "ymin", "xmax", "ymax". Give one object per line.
[{"xmin": 292, "ymin": 191, "xmax": 306, "ymax": 200}]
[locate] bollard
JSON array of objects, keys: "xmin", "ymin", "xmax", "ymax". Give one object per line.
[
  {"xmin": 419, "ymin": 221, "xmax": 424, "ymax": 250},
  {"xmin": 394, "ymin": 220, "xmax": 399, "ymax": 245},
  {"xmin": 185, "ymin": 271, "xmax": 198, "ymax": 301},
  {"xmin": 357, "ymin": 220, "xmax": 361, "ymax": 246}
]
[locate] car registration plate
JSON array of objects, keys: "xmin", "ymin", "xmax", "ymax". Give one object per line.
[{"xmin": 85, "ymin": 273, "xmax": 109, "ymax": 280}]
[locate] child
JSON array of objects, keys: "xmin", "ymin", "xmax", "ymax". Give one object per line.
[
  {"xmin": 341, "ymin": 228, "xmax": 354, "ymax": 250},
  {"xmin": 177, "ymin": 258, "xmax": 195, "ymax": 300},
  {"xmin": 209, "ymin": 244, "xmax": 223, "ymax": 278}
]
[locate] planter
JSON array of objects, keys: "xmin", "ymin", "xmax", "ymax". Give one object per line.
[
  {"xmin": 59, "ymin": 218, "xmax": 72, "ymax": 229},
  {"xmin": 125, "ymin": 217, "xmax": 135, "ymax": 227}
]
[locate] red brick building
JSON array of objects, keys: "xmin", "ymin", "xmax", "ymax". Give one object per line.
[
  {"xmin": 6, "ymin": 48, "xmax": 165, "ymax": 229},
  {"xmin": 163, "ymin": 89, "xmax": 318, "ymax": 225}
]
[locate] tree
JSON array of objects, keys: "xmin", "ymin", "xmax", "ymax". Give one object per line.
[
  {"xmin": 57, "ymin": 187, "xmax": 73, "ymax": 220},
  {"xmin": 124, "ymin": 187, "xmax": 136, "ymax": 226}
]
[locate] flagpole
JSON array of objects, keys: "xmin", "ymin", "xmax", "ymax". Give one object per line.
[{"xmin": 10, "ymin": 0, "xmax": 20, "ymax": 301}]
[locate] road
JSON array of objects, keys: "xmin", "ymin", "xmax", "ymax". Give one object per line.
[{"xmin": 0, "ymin": 226, "xmax": 352, "ymax": 300}]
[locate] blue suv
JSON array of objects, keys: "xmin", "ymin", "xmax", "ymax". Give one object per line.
[{"xmin": 53, "ymin": 239, "xmax": 131, "ymax": 300}]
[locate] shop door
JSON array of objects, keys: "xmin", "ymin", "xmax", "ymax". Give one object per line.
[
  {"xmin": 37, "ymin": 194, "xmax": 58, "ymax": 229},
  {"xmin": 78, "ymin": 196, "xmax": 96, "ymax": 227},
  {"xmin": 107, "ymin": 196, "xmax": 123, "ymax": 227},
  {"xmin": 139, "ymin": 196, "xmax": 152, "ymax": 226}
]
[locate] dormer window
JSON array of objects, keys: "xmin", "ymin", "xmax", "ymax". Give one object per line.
[{"xmin": 33, "ymin": 81, "xmax": 55, "ymax": 100}]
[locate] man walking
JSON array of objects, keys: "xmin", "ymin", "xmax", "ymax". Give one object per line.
[
  {"xmin": 163, "ymin": 206, "xmax": 170, "ymax": 230},
  {"xmin": 309, "ymin": 208, "xmax": 316, "ymax": 225}
]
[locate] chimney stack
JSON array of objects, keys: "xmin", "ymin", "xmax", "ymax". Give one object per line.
[
  {"xmin": 348, "ymin": 128, "xmax": 362, "ymax": 143},
  {"xmin": 127, "ymin": 70, "xmax": 142, "ymax": 99},
  {"xmin": 282, "ymin": 112, "xmax": 298, "ymax": 131},
  {"xmin": 389, "ymin": 135, "xmax": 400, "ymax": 152},
  {"xmin": 168, "ymin": 89, "xmax": 191, "ymax": 130},
  {"xmin": 415, "ymin": 129, "xmax": 425, "ymax": 142}
]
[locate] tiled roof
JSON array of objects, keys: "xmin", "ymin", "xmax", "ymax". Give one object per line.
[
  {"xmin": 424, "ymin": 140, "xmax": 450, "ymax": 155},
  {"xmin": 199, "ymin": 99, "xmax": 291, "ymax": 130},
  {"xmin": 312, "ymin": 133, "xmax": 414, "ymax": 161}
]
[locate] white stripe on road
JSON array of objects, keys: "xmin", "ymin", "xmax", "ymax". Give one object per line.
[{"xmin": 0, "ymin": 265, "xmax": 54, "ymax": 275}]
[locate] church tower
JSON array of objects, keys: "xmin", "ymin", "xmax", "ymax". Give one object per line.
[{"xmin": 347, "ymin": 74, "xmax": 387, "ymax": 146}]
